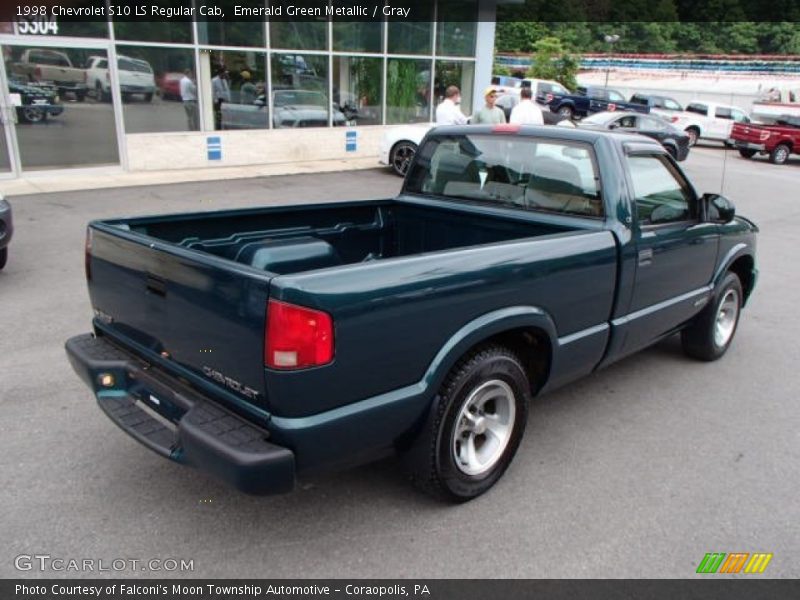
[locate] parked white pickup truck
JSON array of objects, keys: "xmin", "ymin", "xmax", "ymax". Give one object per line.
[
  {"xmin": 670, "ymin": 101, "xmax": 751, "ymax": 146},
  {"xmin": 11, "ymin": 48, "xmax": 87, "ymax": 101},
  {"xmin": 86, "ymin": 55, "xmax": 156, "ymax": 102}
]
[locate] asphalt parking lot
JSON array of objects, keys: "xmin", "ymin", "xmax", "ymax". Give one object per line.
[{"xmin": 1, "ymin": 147, "xmax": 798, "ymax": 578}]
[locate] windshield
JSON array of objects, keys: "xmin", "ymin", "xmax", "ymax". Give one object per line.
[{"xmin": 405, "ymin": 134, "xmax": 603, "ymax": 218}]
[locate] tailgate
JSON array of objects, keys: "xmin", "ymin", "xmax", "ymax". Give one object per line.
[
  {"xmin": 86, "ymin": 224, "xmax": 271, "ymax": 411},
  {"xmin": 731, "ymin": 122, "xmax": 767, "ymax": 143}
]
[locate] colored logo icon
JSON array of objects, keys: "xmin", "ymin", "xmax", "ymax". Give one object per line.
[{"xmin": 697, "ymin": 552, "xmax": 773, "ymax": 574}]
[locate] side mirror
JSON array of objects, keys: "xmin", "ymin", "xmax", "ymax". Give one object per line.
[{"xmin": 702, "ymin": 193, "xmax": 736, "ymax": 223}]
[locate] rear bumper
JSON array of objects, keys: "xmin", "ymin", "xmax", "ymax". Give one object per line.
[
  {"xmin": 729, "ymin": 139, "xmax": 766, "ymax": 152},
  {"xmin": 65, "ymin": 333, "xmax": 295, "ymax": 495}
]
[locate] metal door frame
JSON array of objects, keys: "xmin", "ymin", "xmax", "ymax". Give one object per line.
[{"xmin": 0, "ymin": 29, "xmax": 128, "ymax": 178}]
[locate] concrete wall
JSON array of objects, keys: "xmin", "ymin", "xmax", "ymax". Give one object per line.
[{"xmin": 125, "ymin": 126, "xmax": 388, "ymax": 171}]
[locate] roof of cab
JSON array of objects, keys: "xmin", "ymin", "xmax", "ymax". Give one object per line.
[{"xmin": 425, "ymin": 124, "xmax": 664, "ymax": 149}]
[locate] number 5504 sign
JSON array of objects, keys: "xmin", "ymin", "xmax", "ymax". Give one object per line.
[{"xmin": 14, "ymin": 16, "xmax": 60, "ymax": 36}]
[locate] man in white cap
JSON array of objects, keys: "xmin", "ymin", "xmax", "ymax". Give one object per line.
[{"xmin": 471, "ymin": 86, "xmax": 506, "ymax": 125}]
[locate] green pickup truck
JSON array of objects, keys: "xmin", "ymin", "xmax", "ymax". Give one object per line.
[{"xmin": 66, "ymin": 125, "xmax": 758, "ymax": 502}]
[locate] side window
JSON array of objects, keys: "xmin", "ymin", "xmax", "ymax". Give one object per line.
[
  {"xmin": 639, "ymin": 116, "xmax": 666, "ymax": 130},
  {"xmin": 686, "ymin": 103, "xmax": 708, "ymax": 116},
  {"xmin": 628, "ymin": 155, "xmax": 695, "ymax": 225},
  {"xmin": 617, "ymin": 116, "xmax": 637, "ymax": 129},
  {"xmin": 664, "ymin": 98, "xmax": 681, "ymax": 110},
  {"xmin": 715, "ymin": 107, "xmax": 732, "ymax": 120}
]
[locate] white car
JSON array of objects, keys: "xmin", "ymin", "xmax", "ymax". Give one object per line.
[
  {"xmin": 86, "ymin": 55, "xmax": 155, "ymax": 102},
  {"xmin": 379, "ymin": 123, "xmax": 434, "ymax": 176},
  {"xmin": 669, "ymin": 101, "xmax": 750, "ymax": 146}
]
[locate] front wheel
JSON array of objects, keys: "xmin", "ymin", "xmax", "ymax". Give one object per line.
[
  {"xmin": 682, "ymin": 272, "xmax": 742, "ymax": 361},
  {"xmin": 769, "ymin": 143, "xmax": 791, "ymax": 165},
  {"xmin": 405, "ymin": 345, "xmax": 530, "ymax": 502},
  {"xmin": 738, "ymin": 148, "xmax": 757, "ymax": 159},
  {"xmin": 21, "ymin": 106, "xmax": 45, "ymax": 123},
  {"xmin": 390, "ymin": 141, "xmax": 417, "ymax": 177},
  {"xmin": 557, "ymin": 105, "xmax": 574, "ymax": 119}
]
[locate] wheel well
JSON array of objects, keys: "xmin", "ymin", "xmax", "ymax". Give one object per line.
[
  {"xmin": 391, "ymin": 139, "xmax": 417, "ymax": 156},
  {"xmin": 475, "ymin": 327, "xmax": 552, "ymax": 394},
  {"xmin": 729, "ymin": 255, "xmax": 755, "ymax": 304},
  {"xmin": 686, "ymin": 125, "xmax": 700, "ymax": 134},
  {"xmin": 775, "ymin": 140, "xmax": 793, "ymax": 150}
]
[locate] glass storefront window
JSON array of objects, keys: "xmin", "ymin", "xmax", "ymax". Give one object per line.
[
  {"xmin": 114, "ymin": 46, "xmax": 196, "ymax": 133},
  {"xmin": 197, "ymin": 1, "xmax": 264, "ymax": 47},
  {"xmin": 205, "ymin": 51, "xmax": 267, "ymax": 131},
  {"xmin": 270, "ymin": 21, "xmax": 327, "ymax": 51},
  {"xmin": 4, "ymin": 45, "xmax": 119, "ymax": 170},
  {"xmin": 434, "ymin": 60, "xmax": 474, "ymax": 118},
  {"xmin": 387, "ymin": 2, "xmax": 433, "ymax": 55},
  {"xmin": 436, "ymin": 1, "xmax": 477, "ymax": 57},
  {"xmin": 332, "ymin": 56, "xmax": 382, "ymax": 126},
  {"xmin": 114, "ymin": 21, "xmax": 192, "ymax": 45},
  {"xmin": 332, "ymin": 22, "xmax": 383, "ymax": 53},
  {"xmin": 270, "ymin": 53, "xmax": 332, "ymax": 128},
  {"xmin": 386, "ymin": 59, "xmax": 431, "ymax": 124}
]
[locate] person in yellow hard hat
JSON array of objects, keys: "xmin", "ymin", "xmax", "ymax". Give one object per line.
[
  {"xmin": 471, "ymin": 86, "xmax": 506, "ymax": 125},
  {"xmin": 239, "ymin": 69, "xmax": 257, "ymax": 104}
]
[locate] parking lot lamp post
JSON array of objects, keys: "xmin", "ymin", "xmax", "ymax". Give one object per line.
[{"xmin": 604, "ymin": 34, "xmax": 620, "ymax": 88}]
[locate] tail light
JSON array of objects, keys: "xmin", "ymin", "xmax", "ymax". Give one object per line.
[
  {"xmin": 83, "ymin": 71, "xmax": 87, "ymax": 83},
  {"xmin": 34, "ymin": 66, "xmax": 42, "ymax": 80},
  {"xmin": 84, "ymin": 228, "xmax": 93, "ymax": 281},
  {"xmin": 265, "ymin": 300, "xmax": 333, "ymax": 370}
]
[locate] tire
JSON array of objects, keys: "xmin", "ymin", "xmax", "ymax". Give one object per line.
[
  {"xmin": 404, "ymin": 345, "xmax": 530, "ymax": 502},
  {"xmin": 0, "ymin": 247, "xmax": 7, "ymax": 270},
  {"xmin": 21, "ymin": 106, "xmax": 45, "ymax": 123},
  {"xmin": 76, "ymin": 91, "xmax": 86, "ymax": 102},
  {"xmin": 390, "ymin": 141, "xmax": 417, "ymax": 177},
  {"xmin": 95, "ymin": 83, "xmax": 107, "ymax": 102},
  {"xmin": 769, "ymin": 143, "xmax": 791, "ymax": 165},
  {"xmin": 557, "ymin": 105, "xmax": 574, "ymax": 119},
  {"xmin": 144, "ymin": 92, "xmax": 154, "ymax": 102},
  {"xmin": 738, "ymin": 148, "xmax": 757, "ymax": 159},
  {"xmin": 685, "ymin": 127, "xmax": 700, "ymax": 147},
  {"xmin": 681, "ymin": 272, "xmax": 743, "ymax": 361},
  {"xmin": 121, "ymin": 93, "xmax": 131, "ymax": 103}
]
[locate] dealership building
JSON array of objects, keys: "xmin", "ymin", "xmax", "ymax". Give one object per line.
[{"xmin": 0, "ymin": 1, "xmax": 497, "ymax": 180}]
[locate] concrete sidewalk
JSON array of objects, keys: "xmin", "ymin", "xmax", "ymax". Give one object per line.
[{"xmin": 0, "ymin": 156, "xmax": 380, "ymax": 197}]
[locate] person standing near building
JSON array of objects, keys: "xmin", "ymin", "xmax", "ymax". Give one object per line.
[
  {"xmin": 509, "ymin": 86, "xmax": 544, "ymax": 125},
  {"xmin": 471, "ymin": 86, "xmax": 506, "ymax": 125},
  {"xmin": 435, "ymin": 85, "xmax": 468, "ymax": 125},
  {"xmin": 179, "ymin": 69, "xmax": 198, "ymax": 131},
  {"xmin": 211, "ymin": 67, "xmax": 231, "ymax": 129},
  {"xmin": 239, "ymin": 70, "xmax": 257, "ymax": 105}
]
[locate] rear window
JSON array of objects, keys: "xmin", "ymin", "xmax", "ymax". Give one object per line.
[
  {"xmin": 405, "ymin": 134, "xmax": 603, "ymax": 218},
  {"xmin": 630, "ymin": 94, "xmax": 648, "ymax": 105}
]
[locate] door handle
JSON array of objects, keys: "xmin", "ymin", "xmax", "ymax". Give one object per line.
[{"xmin": 638, "ymin": 249, "xmax": 653, "ymax": 266}]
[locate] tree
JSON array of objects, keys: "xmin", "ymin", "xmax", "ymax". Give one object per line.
[{"xmin": 528, "ymin": 37, "xmax": 580, "ymax": 89}]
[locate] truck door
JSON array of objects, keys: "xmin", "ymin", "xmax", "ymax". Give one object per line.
[{"xmin": 620, "ymin": 150, "xmax": 720, "ymax": 353}]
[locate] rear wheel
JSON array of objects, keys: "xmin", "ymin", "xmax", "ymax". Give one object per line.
[
  {"xmin": 144, "ymin": 92, "xmax": 154, "ymax": 102},
  {"xmin": 685, "ymin": 127, "xmax": 700, "ymax": 147},
  {"xmin": 75, "ymin": 91, "xmax": 86, "ymax": 102},
  {"xmin": 557, "ymin": 105, "xmax": 574, "ymax": 119},
  {"xmin": 405, "ymin": 345, "xmax": 530, "ymax": 502},
  {"xmin": 0, "ymin": 247, "xmax": 7, "ymax": 270},
  {"xmin": 738, "ymin": 148, "xmax": 757, "ymax": 159},
  {"xmin": 682, "ymin": 272, "xmax": 742, "ymax": 361},
  {"xmin": 769, "ymin": 143, "xmax": 791, "ymax": 165},
  {"xmin": 390, "ymin": 141, "xmax": 417, "ymax": 177}
]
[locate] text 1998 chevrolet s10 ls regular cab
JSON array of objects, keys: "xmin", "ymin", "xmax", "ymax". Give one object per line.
[{"xmin": 66, "ymin": 125, "xmax": 758, "ymax": 501}]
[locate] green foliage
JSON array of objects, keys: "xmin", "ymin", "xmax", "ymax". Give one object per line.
[
  {"xmin": 527, "ymin": 37, "xmax": 580, "ymax": 89},
  {"xmin": 495, "ymin": 20, "xmax": 800, "ymax": 55}
]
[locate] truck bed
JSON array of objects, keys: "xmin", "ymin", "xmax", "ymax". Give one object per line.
[{"xmin": 115, "ymin": 198, "xmax": 580, "ymax": 275}]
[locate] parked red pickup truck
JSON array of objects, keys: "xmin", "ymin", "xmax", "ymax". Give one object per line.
[{"xmin": 729, "ymin": 116, "xmax": 800, "ymax": 165}]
